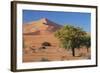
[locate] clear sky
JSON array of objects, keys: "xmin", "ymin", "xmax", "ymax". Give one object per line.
[{"xmin": 23, "ymin": 10, "xmax": 91, "ymax": 32}]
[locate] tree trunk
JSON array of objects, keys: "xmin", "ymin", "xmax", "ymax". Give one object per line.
[
  {"xmin": 72, "ymin": 48, "xmax": 75, "ymax": 56},
  {"xmin": 87, "ymin": 48, "xmax": 89, "ymax": 53}
]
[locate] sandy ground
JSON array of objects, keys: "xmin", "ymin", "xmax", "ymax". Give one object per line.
[{"xmin": 23, "ymin": 34, "xmax": 91, "ymax": 62}]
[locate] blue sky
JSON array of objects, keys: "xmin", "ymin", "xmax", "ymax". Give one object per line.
[{"xmin": 23, "ymin": 10, "xmax": 91, "ymax": 32}]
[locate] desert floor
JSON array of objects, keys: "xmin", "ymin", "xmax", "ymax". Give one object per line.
[{"xmin": 23, "ymin": 35, "xmax": 91, "ymax": 62}]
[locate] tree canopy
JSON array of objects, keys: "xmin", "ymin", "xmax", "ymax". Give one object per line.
[{"xmin": 54, "ymin": 25, "xmax": 88, "ymax": 56}]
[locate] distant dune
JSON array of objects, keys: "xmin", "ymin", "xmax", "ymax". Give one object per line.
[{"xmin": 23, "ymin": 18, "xmax": 62, "ymax": 35}]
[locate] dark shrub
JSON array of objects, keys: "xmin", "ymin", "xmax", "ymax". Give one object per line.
[{"xmin": 42, "ymin": 42, "xmax": 51, "ymax": 46}]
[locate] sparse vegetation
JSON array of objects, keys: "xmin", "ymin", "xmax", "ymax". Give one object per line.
[
  {"xmin": 42, "ymin": 42, "xmax": 51, "ymax": 46},
  {"xmin": 80, "ymin": 35, "xmax": 91, "ymax": 52},
  {"xmin": 54, "ymin": 25, "xmax": 90, "ymax": 56}
]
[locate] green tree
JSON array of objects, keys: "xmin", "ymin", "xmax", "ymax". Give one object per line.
[
  {"xmin": 80, "ymin": 34, "xmax": 91, "ymax": 52},
  {"xmin": 54, "ymin": 25, "xmax": 86, "ymax": 56}
]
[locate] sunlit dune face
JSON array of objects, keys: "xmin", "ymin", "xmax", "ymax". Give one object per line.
[
  {"xmin": 30, "ymin": 23, "xmax": 49, "ymax": 32},
  {"xmin": 23, "ymin": 18, "xmax": 62, "ymax": 34},
  {"xmin": 39, "ymin": 24, "xmax": 49, "ymax": 31},
  {"xmin": 31, "ymin": 26, "xmax": 38, "ymax": 32}
]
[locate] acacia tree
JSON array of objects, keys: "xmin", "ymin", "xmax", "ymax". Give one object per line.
[
  {"xmin": 80, "ymin": 35, "xmax": 91, "ymax": 52},
  {"xmin": 54, "ymin": 25, "xmax": 86, "ymax": 56},
  {"xmin": 85, "ymin": 35, "xmax": 91, "ymax": 52}
]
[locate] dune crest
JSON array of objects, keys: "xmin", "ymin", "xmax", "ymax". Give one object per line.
[{"xmin": 23, "ymin": 18, "xmax": 62, "ymax": 35}]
